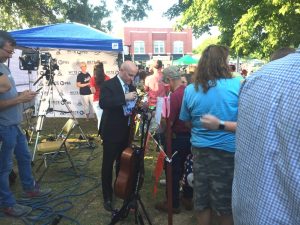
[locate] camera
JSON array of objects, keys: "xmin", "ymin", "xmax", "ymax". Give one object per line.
[
  {"xmin": 19, "ymin": 51, "xmax": 59, "ymax": 81},
  {"xmin": 40, "ymin": 52, "xmax": 51, "ymax": 66},
  {"xmin": 40, "ymin": 52, "xmax": 59, "ymax": 81},
  {"xmin": 19, "ymin": 50, "xmax": 39, "ymax": 71},
  {"xmin": 40, "ymin": 52, "xmax": 59, "ymax": 71}
]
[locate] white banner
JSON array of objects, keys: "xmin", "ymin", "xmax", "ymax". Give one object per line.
[{"xmin": 35, "ymin": 50, "xmax": 119, "ymax": 118}]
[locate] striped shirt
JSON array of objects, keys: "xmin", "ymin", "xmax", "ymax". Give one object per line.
[{"xmin": 233, "ymin": 49, "xmax": 300, "ymax": 225}]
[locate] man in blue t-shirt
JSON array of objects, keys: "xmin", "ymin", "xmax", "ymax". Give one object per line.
[{"xmin": 0, "ymin": 30, "xmax": 51, "ymax": 217}]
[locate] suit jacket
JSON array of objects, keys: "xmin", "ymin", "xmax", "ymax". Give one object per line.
[{"xmin": 99, "ymin": 75, "xmax": 136, "ymax": 143}]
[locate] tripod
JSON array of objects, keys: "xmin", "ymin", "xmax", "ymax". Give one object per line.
[
  {"xmin": 110, "ymin": 109, "xmax": 153, "ymax": 225},
  {"xmin": 32, "ymin": 75, "xmax": 92, "ymax": 161}
]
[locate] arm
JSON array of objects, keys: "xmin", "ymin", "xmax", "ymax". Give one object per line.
[
  {"xmin": 76, "ymin": 74, "xmax": 90, "ymax": 88},
  {"xmin": 76, "ymin": 82, "xmax": 90, "ymax": 88},
  {"xmin": 144, "ymin": 76, "xmax": 150, "ymax": 92},
  {"xmin": 179, "ymin": 89, "xmax": 192, "ymax": 129},
  {"xmin": 200, "ymin": 114, "xmax": 237, "ymax": 132},
  {"xmin": 100, "ymin": 79, "xmax": 137, "ymax": 110},
  {"xmin": 144, "ymin": 85, "xmax": 149, "ymax": 92},
  {"xmin": 0, "ymin": 73, "xmax": 11, "ymax": 93},
  {"xmin": 99, "ymin": 82, "xmax": 126, "ymax": 109},
  {"xmin": 0, "ymin": 90, "xmax": 37, "ymax": 111},
  {"xmin": 90, "ymin": 87, "xmax": 96, "ymax": 94}
]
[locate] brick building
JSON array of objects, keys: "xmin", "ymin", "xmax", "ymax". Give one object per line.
[{"xmin": 123, "ymin": 27, "xmax": 193, "ymax": 64}]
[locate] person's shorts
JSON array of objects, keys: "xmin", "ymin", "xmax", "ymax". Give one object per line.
[{"xmin": 192, "ymin": 147, "xmax": 234, "ymax": 216}]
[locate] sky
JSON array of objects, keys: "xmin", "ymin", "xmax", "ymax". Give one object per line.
[{"xmin": 89, "ymin": 0, "xmax": 220, "ymax": 48}]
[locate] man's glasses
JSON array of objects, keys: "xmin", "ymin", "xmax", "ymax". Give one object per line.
[{"xmin": 2, "ymin": 48, "xmax": 15, "ymax": 55}]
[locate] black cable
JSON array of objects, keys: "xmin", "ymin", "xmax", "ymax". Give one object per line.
[{"xmin": 5, "ymin": 147, "xmax": 102, "ymax": 225}]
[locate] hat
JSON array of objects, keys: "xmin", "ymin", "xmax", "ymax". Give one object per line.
[{"xmin": 162, "ymin": 66, "xmax": 181, "ymax": 83}]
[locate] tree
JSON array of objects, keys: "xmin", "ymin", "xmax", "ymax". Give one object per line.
[
  {"xmin": 115, "ymin": 0, "xmax": 152, "ymax": 22},
  {"xmin": 165, "ymin": 0, "xmax": 300, "ymax": 59},
  {"xmin": 64, "ymin": 0, "xmax": 112, "ymax": 32},
  {"xmin": 0, "ymin": 0, "xmax": 63, "ymax": 30},
  {"xmin": 0, "ymin": 0, "xmax": 152, "ymax": 32},
  {"xmin": 232, "ymin": 1, "xmax": 300, "ymax": 58},
  {"xmin": 193, "ymin": 36, "xmax": 219, "ymax": 54}
]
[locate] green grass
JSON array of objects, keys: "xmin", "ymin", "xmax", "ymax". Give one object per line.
[{"xmin": 1, "ymin": 118, "xmax": 196, "ymax": 225}]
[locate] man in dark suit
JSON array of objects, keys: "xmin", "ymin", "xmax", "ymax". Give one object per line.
[{"xmin": 99, "ymin": 61, "xmax": 138, "ymax": 211}]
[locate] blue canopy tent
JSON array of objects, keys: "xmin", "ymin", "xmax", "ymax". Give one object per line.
[{"xmin": 9, "ymin": 22, "xmax": 123, "ymax": 51}]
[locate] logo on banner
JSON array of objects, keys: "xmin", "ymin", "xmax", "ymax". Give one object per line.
[
  {"xmin": 112, "ymin": 43, "xmax": 119, "ymax": 50},
  {"xmin": 61, "ymin": 100, "xmax": 71, "ymax": 105},
  {"xmin": 70, "ymin": 90, "xmax": 79, "ymax": 95},
  {"xmin": 87, "ymin": 60, "xmax": 99, "ymax": 65},
  {"xmin": 58, "ymin": 81, "xmax": 71, "ymax": 86},
  {"xmin": 69, "ymin": 71, "xmax": 79, "ymax": 75},
  {"xmin": 52, "ymin": 100, "xmax": 61, "ymax": 105},
  {"xmin": 58, "ymin": 60, "xmax": 69, "ymax": 65},
  {"xmin": 76, "ymin": 51, "xmax": 88, "ymax": 55},
  {"xmin": 67, "ymin": 50, "xmax": 76, "ymax": 54},
  {"xmin": 72, "ymin": 110, "xmax": 84, "ymax": 116}
]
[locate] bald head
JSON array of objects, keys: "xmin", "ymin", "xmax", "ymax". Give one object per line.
[{"xmin": 120, "ymin": 61, "xmax": 138, "ymax": 85}]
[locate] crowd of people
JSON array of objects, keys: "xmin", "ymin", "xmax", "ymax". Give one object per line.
[{"xmin": 0, "ymin": 28, "xmax": 299, "ymax": 225}]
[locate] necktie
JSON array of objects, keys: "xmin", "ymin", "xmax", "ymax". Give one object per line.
[
  {"xmin": 123, "ymin": 84, "xmax": 136, "ymax": 117},
  {"xmin": 124, "ymin": 84, "xmax": 129, "ymax": 94}
]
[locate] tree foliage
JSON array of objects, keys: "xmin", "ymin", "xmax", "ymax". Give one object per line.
[
  {"xmin": 232, "ymin": 1, "xmax": 300, "ymax": 58},
  {"xmin": 193, "ymin": 36, "xmax": 219, "ymax": 54},
  {"xmin": 64, "ymin": 0, "xmax": 112, "ymax": 32},
  {"xmin": 115, "ymin": 0, "xmax": 152, "ymax": 22},
  {"xmin": 0, "ymin": 0, "xmax": 152, "ymax": 32},
  {"xmin": 165, "ymin": 0, "xmax": 300, "ymax": 59}
]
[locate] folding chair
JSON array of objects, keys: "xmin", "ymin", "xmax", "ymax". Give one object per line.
[{"xmin": 35, "ymin": 118, "xmax": 78, "ymax": 182}]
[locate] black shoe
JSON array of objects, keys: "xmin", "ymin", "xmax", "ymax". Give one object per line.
[{"xmin": 104, "ymin": 201, "xmax": 114, "ymax": 212}]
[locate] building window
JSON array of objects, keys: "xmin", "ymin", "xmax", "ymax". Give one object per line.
[
  {"xmin": 173, "ymin": 41, "xmax": 184, "ymax": 54},
  {"xmin": 134, "ymin": 41, "xmax": 145, "ymax": 54},
  {"xmin": 153, "ymin": 41, "xmax": 165, "ymax": 54}
]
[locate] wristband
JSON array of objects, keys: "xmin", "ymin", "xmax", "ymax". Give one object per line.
[{"xmin": 219, "ymin": 120, "xmax": 225, "ymax": 130}]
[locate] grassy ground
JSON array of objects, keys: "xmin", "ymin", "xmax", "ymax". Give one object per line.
[{"xmin": 1, "ymin": 118, "xmax": 197, "ymax": 225}]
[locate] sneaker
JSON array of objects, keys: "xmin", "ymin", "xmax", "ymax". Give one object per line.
[
  {"xmin": 154, "ymin": 201, "xmax": 180, "ymax": 214},
  {"xmin": 159, "ymin": 179, "xmax": 166, "ymax": 185},
  {"xmin": 181, "ymin": 197, "xmax": 193, "ymax": 211},
  {"xmin": 1, "ymin": 203, "xmax": 32, "ymax": 217},
  {"xmin": 22, "ymin": 184, "xmax": 52, "ymax": 199}
]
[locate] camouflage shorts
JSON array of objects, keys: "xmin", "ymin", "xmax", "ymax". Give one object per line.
[{"xmin": 192, "ymin": 147, "xmax": 234, "ymax": 216}]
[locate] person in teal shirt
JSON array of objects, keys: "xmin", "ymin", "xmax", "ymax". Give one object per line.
[{"xmin": 179, "ymin": 45, "xmax": 241, "ymax": 225}]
